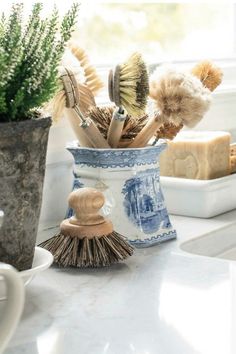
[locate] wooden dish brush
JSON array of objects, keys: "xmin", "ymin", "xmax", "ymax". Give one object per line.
[
  {"xmin": 128, "ymin": 67, "xmax": 212, "ymax": 148},
  {"xmin": 107, "ymin": 52, "xmax": 149, "ymax": 147},
  {"xmin": 154, "ymin": 61, "xmax": 223, "ymax": 142},
  {"xmin": 39, "ymin": 188, "xmax": 134, "ymax": 268},
  {"xmin": 60, "ymin": 67, "xmax": 110, "ymax": 148}
]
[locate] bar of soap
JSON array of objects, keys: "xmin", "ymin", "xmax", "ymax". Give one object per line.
[{"xmin": 160, "ymin": 131, "xmax": 231, "ymax": 180}]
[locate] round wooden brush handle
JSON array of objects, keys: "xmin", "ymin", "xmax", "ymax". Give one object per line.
[
  {"xmin": 127, "ymin": 113, "xmax": 164, "ymax": 148},
  {"xmin": 68, "ymin": 188, "xmax": 105, "ymax": 226}
]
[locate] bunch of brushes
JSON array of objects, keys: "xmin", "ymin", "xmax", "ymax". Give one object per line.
[
  {"xmin": 48, "ymin": 44, "xmax": 223, "ymax": 148},
  {"xmin": 42, "ymin": 49, "xmax": 223, "ymax": 268}
]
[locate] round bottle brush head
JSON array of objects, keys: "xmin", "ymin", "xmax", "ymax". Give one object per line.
[{"xmin": 149, "ymin": 66, "xmax": 212, "ymax": 128}]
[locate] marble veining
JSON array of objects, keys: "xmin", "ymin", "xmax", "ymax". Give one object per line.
[{"xmin": 2, "ymin": 209, "xmax": 236, "ymax": 354}]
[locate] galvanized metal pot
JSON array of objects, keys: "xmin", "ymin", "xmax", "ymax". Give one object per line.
[{"xmin": 0, "ymin": 117, "xmax": 51, "ymax": 270}]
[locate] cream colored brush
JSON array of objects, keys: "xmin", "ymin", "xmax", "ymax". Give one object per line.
[
  {"xmin": 152, "ymin": 61, "xmax": 223, "ymax": 142},
  {"xmin": 60, "ymin": 67, "xmax": 110, "ymax": 148},
  {"xmin": 128, "ymin": 67, "xmax": 212, "ymax": 148}
]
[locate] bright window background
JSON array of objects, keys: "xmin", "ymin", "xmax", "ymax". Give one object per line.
[
  {"xmin": 0, "ymin": 1, "xmax": 235, "ymax": 65},
  {"xmin": 75, "ymin": 2, "xmax": 235, "ymax": 65}
]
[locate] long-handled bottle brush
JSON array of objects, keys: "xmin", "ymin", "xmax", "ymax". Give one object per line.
[{"xmin": 128, "ymin": 67, "xmax": 212, "ymax": 148}]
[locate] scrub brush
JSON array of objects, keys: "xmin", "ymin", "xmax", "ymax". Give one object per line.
[
  {"xmin": 128, "ymin": 67, "xmax": 211, "ymax": 148},
  {"xmin": 48, "ymin": 65, "xmax": 97, "ymax": 147},
  {"xmin": 39, "ymin": 188, "xmax": 134, "ymax": 268},
  {"xmin": 60, "ymin": 67, "xmax": 110, "ymax": 148},
  {"xmin": 107, "ymin": 52, "xmax": 149, "ymax": 147},
  {"xmin": 153, "ymin": 61, "xmax": 223, "ymax": 142}
]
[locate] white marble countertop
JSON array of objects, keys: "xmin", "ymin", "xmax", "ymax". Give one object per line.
[{"xmin": 4, "ymin": 209, "xmax": 236, "ymax": 354}]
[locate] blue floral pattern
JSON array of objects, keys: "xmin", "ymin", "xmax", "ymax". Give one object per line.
[
  {"xmin": 66, "ymin": 142, "xmax": 177, "ymax": 247},
  {"xmin": 130, "ymin": 230, "xmax": 177, "ymax": 248},
  {"xmin": 67, "ymin": 142, "xmax": 167, "ymax": 168},
  {"xmin": 122, "ymin": 168, "xmax": 173, "ymax": 234}
]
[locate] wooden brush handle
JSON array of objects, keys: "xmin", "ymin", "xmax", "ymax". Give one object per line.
[
  {"xmin": 117, "ymin": 139, "xmax": 132, "ymax": 148},
  {"xmin": 107, "ymin": 108, "xmax": 127, "ymax": 148},
  {"xmin": 65, "ymin": 109, "xmax": 94, "ymax": 147},
  {"xmin": 60, "ymin": 188, "xmax": 113, "ymax": 239},
  {"xmin": 66, "ymin": 108, "xmax": 110, "ymax": 148},
  {"xmin": 60, "ymin": 218, "xmax": 113, "ymax": 239},
  {"xmin": 127, "ymin": 113, "xmax": 164, "ymax": 148},
  {"xmin": 82, "ymin": 118, "xmax": 111, "ymax": 148},
  {"xmin": 108, "ymin": 67, "xmax": 121, "ymax": 106},
  {"xmin": 69, "ymin": 187, "xmax": 105, "ymax": 226}
]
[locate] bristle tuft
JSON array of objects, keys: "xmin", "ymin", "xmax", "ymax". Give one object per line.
[
  {"xmin": 39, "ymin": 231, "xmax": 134, "ymax": 268},
  {"xmin": 69, "ymin": 43, "xmax": 104, "ymax": 96},
  {"xmin": 149, "ymin": 67, "xmax": 212, "ymax": 128},
  {"xmin": 87, "ymin": 105, "xmax": 148, "ymax": 140},
  {"xmin": 45, "ymin": 80, "xmax": 66, "ymax": 122},
  {"xmin": 155, "ymin": 122, "xmax": 183, "ymax": 140},
  {"xmin": 191, "ymin": 60, "xmax": 223, "ymax": 92},
  {"xmin": 119, "ymin": 52, "xmax": 149, "ymax": 117}
]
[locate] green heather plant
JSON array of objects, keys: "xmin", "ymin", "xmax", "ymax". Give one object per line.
[{"xmin": 0, "ymin": 2, "xmax": 79, "ymax": 122}]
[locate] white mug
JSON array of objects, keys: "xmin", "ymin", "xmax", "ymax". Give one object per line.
[{"xmin": 0, "ymin": 263, "xmax": 25, "ymax": 353}]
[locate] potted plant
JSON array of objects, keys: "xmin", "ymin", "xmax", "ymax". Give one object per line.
[{"xmin": 0, "ymin": 3, "xmax": 79, "ymax": 271}]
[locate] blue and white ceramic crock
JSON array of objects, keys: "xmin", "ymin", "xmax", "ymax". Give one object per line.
[{"xmin": 66, "ymin": 141, "xmax": 177, "ymax": 248}]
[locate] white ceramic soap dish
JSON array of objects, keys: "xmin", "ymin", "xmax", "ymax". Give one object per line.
[{"xmin": 161, "ymin": 173, "xmax": 236, "ymax": 218}]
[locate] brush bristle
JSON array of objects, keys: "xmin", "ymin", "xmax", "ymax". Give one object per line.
[
  {"xmin": 155, "ymin": 122, "xmax": 183, "ymax": 140},
  {"xmin": 87, "ymin": 105, "xmax": 148, "ymax": 139},
  {"xmin": 69, "ymin": 43, "xmax": 104, "ymax": 96},
  {"xmin": 118, "ymin": 52, "xmax": 149, "ymax": 117},
  {"xmin": 191, "ymin": 60, "xmax": 223, "ymax": 92},
  {"xmin": 39, "ymin": 231, "xmax": 134, "ymax": 268},
  {"xmin": 149, "ymin": 67, "xmax": 212, "ymax": 128}
]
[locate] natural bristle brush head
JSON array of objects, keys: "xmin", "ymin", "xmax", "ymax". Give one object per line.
[
  {"xmin": 69, "ymin": 43, "xmax": 104, "ymax": 96},
  {"xmin": 39, "ymin": 188, "xmax": 134, "ymax": 268},
  {"xmin": 191, "ymin": 60, "xmax": 223, "ymax": 92},
  {"xmin": 108, "ymin": 52, "xmax": 149, "ymax": 117},
  {"xmin": 87, "ymin": 105, "xmax": 148, "ymax": 140},
  {"xmin": 59, "ymin": 67, "xmax": 80, "ymax": 108},
  {"xmin": 149, "ymin": 66, "xmax": 212, "ymax": 128}
]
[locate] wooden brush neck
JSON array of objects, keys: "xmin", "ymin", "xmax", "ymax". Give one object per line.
[
  {"xmin": 108, "ymin": 65, "xmax": 121, "ymax": 106},
  {"xmin": 60, "ymin": 219, "xmax": 113, "ymax": 239},
  {"xmin": 63, "ymin": 187, "xmax": 114, "ymax": 238},
  {"xmin": 68, "ymin": 187, "xmax": 105, "ymax": 225},
  {"xmin": 70, "ymin": 213, "xmax": 105, "ymax": 226}
]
